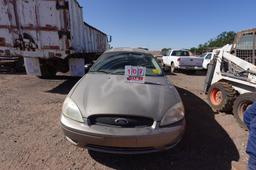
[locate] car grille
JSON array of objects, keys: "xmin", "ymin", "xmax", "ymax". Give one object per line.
[
  {"xmin": 87, "ymin": 144, "xmax": 155, "ymax": 153},
  {"xmin": 88, "ymin": 115, "xmax": 154, "ymax": 128}
]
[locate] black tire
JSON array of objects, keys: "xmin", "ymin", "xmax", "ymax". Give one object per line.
[
  {"xmin": 163, "ymin": 64, "xmax": 169, "ymax": 72},
  {"xmin": 38, "ymin": 63, "xmax": 57, "ymax": 79},
  {"xmin": 14, "ymin": 57, "xmax": 25, "ymax": 72},
  {"xmin": 208, "ymin": 82, "xmax": 237, "ymax": 112},
  {"xmin": 170, "ymin": 62, "xmax": 175, "ymax": 73},
  {"xmin": 233, "ymin": 93, "xmax": 256, "ymax": 129}
]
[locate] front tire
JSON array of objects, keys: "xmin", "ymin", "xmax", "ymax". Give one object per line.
[
  {"xmin": 163, "ymin": 64, "xmax": 169, "ymax": 72},
  {"xmin": 208, "ymin": 82, "xmax": 237, "ymax": 112},
  {"xmin": 233, "ymin": 93, "xmax": 256, "ymax": 129},
  {"xmin": 170, "ymin": 62, "xmax": 175, "ymax": 73}
]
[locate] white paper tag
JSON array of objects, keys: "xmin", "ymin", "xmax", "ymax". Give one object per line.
[{"xmin": 125, "ymin": 65, "xmax": 146, "ymax": 83}]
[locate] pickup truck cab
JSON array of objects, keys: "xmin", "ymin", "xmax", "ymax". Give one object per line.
[
  {"xmin": 162, "ymin": 49, "xmax": 203, "ymax": 73},
  {"xmin": 201, "ymin": 52, "xmax": 214, "ymax": 69}
]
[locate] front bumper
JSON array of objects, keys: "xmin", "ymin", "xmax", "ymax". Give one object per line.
[{"xmin": 60, "ymin": 114, "xmax": 185, "ymax": 154}]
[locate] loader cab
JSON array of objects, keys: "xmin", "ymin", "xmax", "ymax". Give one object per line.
[{"xmin": 232, "ymin": 29, "xmax": 256, "ymax": 65}]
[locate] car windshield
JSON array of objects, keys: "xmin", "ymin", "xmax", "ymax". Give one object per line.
[{"xmin": 90, "ymin": 52, "xmax": 163, "ymax": 76}]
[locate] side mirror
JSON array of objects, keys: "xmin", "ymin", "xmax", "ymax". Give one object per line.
[
  {"xmin": 85, "ymin": 63, "xmax": 92, "ymax": 69},
  {"xmin": 108, "ymin": 35, "xmax": 112, "ymax": 43},
  {"xmin": 84, "ymin": 63, "xmax": 93, "ymax": 73}
]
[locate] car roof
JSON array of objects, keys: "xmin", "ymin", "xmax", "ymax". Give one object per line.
[
  {"xmin": 171, "ymin": 49, "xmax": 189, "ymax": 51},
  {"xmin": 105, "ymin": 48, "xmax": 151, "ymax": 55}
]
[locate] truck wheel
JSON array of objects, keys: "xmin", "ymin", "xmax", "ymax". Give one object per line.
[
  {"xmin": 163, "ymin": 64, "xmax": 168, "ymax": 72},
  {"xmin": 170, "ymin": 63, "xmax": 175, "ymax": 73},
  {"xmin": 233, "ymin": 93, "xmax": 256, "ymax": 129},
  {"xmin": 39, "ymin": 63, "xmax": 57, "ymax": 79},
  {"xmin": 208, "ymin": 82, "xmax": 237, "ymax": 112},
  {"xmin": 14, "ymin": 57, "xmax": 25, "ymax": 72}
]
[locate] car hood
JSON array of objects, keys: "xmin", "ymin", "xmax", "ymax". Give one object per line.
[{"xmin": 70, "ymin": 74, "xmax": 182, "ymax": 121}]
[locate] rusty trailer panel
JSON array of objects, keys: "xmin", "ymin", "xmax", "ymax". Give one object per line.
[
  {"xmin": 0, "ymin": 0, "xmax": 109, "ymax": 59},
  {"xmin": 83, "ymin": 22, "xmax": 108, "ymax": 54}
]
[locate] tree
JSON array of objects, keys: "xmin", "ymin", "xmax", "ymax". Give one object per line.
[
  {"xmin": 161, "ymin": 48, "xmax": 172, "ymax": 56},
  {"xmin": 190, "ymin": 47, "xmax": 197, "ymax": 54},
  {"xmin": 191, "ymin": 31, "xmax": 236, "ymax": 55}
]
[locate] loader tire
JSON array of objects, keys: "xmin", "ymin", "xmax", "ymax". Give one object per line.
[
  {"xmin": 208, "ymin": 82, "xmax": 237, "ymax": 113},
  {"xmin": 233, "ymin": 93, "xmax": 256, "ymax": 130}
]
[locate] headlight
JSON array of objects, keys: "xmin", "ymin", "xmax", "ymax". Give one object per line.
[
  {"xmin": 160, "ymin": 102, "xmax": 185, "ymax": 127},
  {"xmin": 62, "ymin": 97, "xmax": 84, "ymax": 122}
]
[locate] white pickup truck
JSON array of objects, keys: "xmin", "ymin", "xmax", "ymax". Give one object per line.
[{"xmin": 162, "ymin": 49, "xmax": 203, "ymax": 73}]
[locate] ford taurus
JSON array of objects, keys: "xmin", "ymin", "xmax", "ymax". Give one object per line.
[{"xmin": 60, "ymin": 48, "xmax": 185, "ymax": 154}]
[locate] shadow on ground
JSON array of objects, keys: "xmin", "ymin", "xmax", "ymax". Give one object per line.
[
  {"xmin": 88, "ymin": 86, "xmax": 239, "ymax": 170},
  {"xmin": 47, "ymin": 77, "xmax": 81, "ymax": 94},
  {"xmin": 164, "ymin": 72, "xmax": 177, "ymax": 76},
  {"xmin": 178, "ymin": 70, "xmax": 207, "ymax": 76},
  {"xmin": 0, "ymin": 66, "xmax": 26, "ymax": 75}
]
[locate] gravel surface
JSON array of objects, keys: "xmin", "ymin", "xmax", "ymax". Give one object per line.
[{"xmin": 0, "ymin": 72, "xmax": 248, "ymax": 170}]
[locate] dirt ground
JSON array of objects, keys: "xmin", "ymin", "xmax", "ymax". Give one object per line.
[{"xmin": 0, "ymin": 71, "xmax": 248, "ymax": 170}]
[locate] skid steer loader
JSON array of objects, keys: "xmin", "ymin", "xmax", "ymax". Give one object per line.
[{"xmin": 204, "ymin": 44, "xmax": 256, "ymax": 129}]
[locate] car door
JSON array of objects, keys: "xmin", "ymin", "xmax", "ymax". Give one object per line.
[{"xmin": 203, "ymin": 53, "xmax": 212, "ymax": 68}]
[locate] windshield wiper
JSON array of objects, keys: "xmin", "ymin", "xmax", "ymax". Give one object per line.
[
  {"xmin": 90, "ymin": 70, "xmax": 112, "ymax": 74},
  {"xmin": 144, "ymin": 81, "xmax": 163, "ymax": 86}
]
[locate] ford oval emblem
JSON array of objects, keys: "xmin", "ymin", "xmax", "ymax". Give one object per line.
[{"xmin": 115, "ymin": 118, "xmax": 129, "ymax": 126}]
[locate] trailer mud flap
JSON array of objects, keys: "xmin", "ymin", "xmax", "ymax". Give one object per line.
[
  {"xmin": 69, "ymin": 58, "xmax": 85, "ymax": 77},
  {"xmin": 24, "ymin": 57, "xmax": 42, "ymax": 76}
]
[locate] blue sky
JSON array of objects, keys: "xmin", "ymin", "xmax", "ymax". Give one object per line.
[{"xmin": 78, "ymin": 0, "xmax": 256, "ymax": 50}]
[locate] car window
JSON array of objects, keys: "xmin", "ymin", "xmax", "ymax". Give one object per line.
[
  {"xmin": 183, "ymin": 51, "xmax": 190, "ymax": 56},
  {"xmin": 171, "ymin": 50, "xmax": 190, "ymax": 56},
  {"xmin": 200, "ymin": 53, "xmax": 207, "ymax": 58},
  {"xmin": 90, "ymin": 52, "xmax": 163, "ymax": 76},
  {"xmin": 205, "ymin": 54, "xmax": 212, "ymax": 59}
]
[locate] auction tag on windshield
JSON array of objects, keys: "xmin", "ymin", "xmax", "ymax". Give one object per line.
[{"xmin": 125, "ymin": 66, "xmax": 146, "ymax": 83}]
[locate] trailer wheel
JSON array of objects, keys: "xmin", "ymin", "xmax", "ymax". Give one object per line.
[
  {"xmin": 14, "ymin": 57, "xmax": 25, "ymax": 72},
  {"xmin": 39, "ymin": 63, "xmax": 57, "ymax": 79},
  {"xmin": 208, "ymin": 82, "xmax": 237, "ymax": 112},
  {"xmin": 233, "ymin": 93, "xmax": 256, "ymax": 129}
]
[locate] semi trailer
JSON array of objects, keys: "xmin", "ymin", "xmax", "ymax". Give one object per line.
[{"xmin": 0, "ymin": 0, "xmax": 110, "ymax": 77}]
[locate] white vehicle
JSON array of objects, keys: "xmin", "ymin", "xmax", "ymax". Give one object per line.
[
  {"xmin": 162, "ymin": 49, "xmax": 203, "ymax": 73},
  {"xmin": 0, "ymin": 0, "xmax": 110, "ymax": 77},
  {"xmin": 201, "ymin": 52, "xmax": 214, "ymax": 69},
  {"xmin": 204, "ymin": 44, "xmax": 256, "ymax": 129}
]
